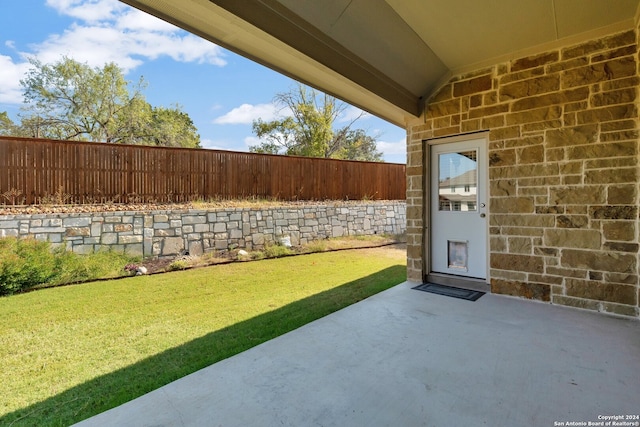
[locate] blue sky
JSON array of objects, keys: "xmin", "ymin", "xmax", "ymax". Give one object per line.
[{"xmin": 0, "ymin": 0, "xmax": 407, "ymax": 163}]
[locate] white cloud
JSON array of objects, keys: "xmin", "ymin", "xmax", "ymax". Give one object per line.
[
  {"xmin": 213, "ymin": 103, "xmax": 278, "ymax": 125},
  {"xmin": 200, "ymin": 138, "xmax": 248, "ymax": 152},
  {"xmin": 0, "ymin": 55, "xmax": 30, "ymax": 104},
  {"xmin": 138, "ymin": 33, "xmax": 225, "ymax": 66},
  {"xmin": 46, "ymin": 0, "xmax": 126, "ymax": 22},
  {"xmin": 32, "ymin": 24, "xmax": 144, "ymax": 71},
  {"xmin": 32, "ymin": 0, "xmax": 227, "ymax": 72},
  {"xmin": 377, "ymin": 138, "xmax": 406, "ymax": 158},
  {"xmin": 0, "ymin": 0, "xmax": 228, "ymax": 106},
  {"xmin": 338, "ymin": 105, "xmax": 371, "ymax": 123},
  {"xmin": 116, "ymin": 7, "xmax": 176, "ymax": 32},
  {"xmin": 243, "ymin": 135, "xmax": 262, "ymax": 150},
  {"xmin": 200, "ymin": 138, "xmax": 226, "ymax": 151}
]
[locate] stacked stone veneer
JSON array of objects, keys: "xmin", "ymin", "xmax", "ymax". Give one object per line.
[
  {"xmin": 0, "ymin": 202, "xmax": 405, "ymax": 257},
  {"xmin": 406, "ymin": 26, "xmax": 639, "ymax": 317}
]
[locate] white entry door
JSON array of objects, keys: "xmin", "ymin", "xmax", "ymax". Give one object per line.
[{"xmin": 430, "ymin": 137, "xmax": 487, "ymax": 280}]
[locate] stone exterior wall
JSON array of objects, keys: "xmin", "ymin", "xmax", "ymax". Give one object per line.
[
  {"xmin": 0, "ymin": 202, "xmax": 406, "ymax": 257},
  {"xmin": 406, "ymin": 26, "xmax": 639, "ymax": 317}
]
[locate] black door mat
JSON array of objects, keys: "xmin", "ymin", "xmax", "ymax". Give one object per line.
[{"xmin": 412, "ymin": 283, "xmax": 485, "ymax": 301}]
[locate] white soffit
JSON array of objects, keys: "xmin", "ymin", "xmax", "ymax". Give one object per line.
[
  {"xmin": 386, "ymin": 0, "xmax": 640, "ymax": 72},
  {"xmin": 120, "ymin": 0, "xmax": 640, "ymax": 125},
  {"xmin": 280, "ymin": 0, "xmax": 448, "ymax": 98},
  {"xmin": 120, "ymin": 0, "xmax": 412, "ymax": 126}
]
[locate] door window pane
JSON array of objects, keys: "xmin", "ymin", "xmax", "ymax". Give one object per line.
[{"xmin": 438, "ymin": 150, "xmax": 478, "ymax": 211}]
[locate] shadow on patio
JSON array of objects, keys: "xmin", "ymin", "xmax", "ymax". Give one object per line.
[
  {"xmin": 72, "ymin": 281, "xmax": 639, "ymax": 426},
  {"xmin": 0, "ymin": 265, "xmax": 405, "ymax": 426}
]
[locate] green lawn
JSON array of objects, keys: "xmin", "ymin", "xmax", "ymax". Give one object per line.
[{"xmin": 0, "ymin": 246, "xmax": 406, "ymax": 426}]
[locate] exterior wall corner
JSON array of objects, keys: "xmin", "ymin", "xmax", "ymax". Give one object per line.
[{"xmin": 406, "ymin": 25, "xmax": 640, "ymax": 318}]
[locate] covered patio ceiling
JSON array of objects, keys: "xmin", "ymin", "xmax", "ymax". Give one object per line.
[{"xmin": 120, "ymin": 0, "xmax": 640, "ymax": 127}]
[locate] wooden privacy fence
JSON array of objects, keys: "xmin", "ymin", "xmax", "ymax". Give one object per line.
[{"xmin": 0, "ymin": 136, "xmax": 406, "ymax": 205}]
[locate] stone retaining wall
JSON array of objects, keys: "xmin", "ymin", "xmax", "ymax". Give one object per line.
[{"xmin": 0, "ymin": 202, "xmax": 406, "ymax": 257}]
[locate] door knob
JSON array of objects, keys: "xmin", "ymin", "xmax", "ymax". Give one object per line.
[{"xmin": 480, "ymin": 213, "xmax": 486, "ymax": 218}]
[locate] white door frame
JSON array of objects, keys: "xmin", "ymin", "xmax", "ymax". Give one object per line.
[{"xmin": 423, "ymin": 132, "xmax": 490, "ymax": 291}]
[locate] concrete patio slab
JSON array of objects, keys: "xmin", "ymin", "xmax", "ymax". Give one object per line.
[{"xmin": 74, "ymin": 282, "xmax": 640, "ymax": 427}]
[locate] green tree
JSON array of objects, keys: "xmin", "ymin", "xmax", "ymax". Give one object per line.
[
  {"xmin": 145, "ymin": 105, "xmax": 200, "ymax": 148},
  {"xmin": 250, "ymin": 84, "xmax": 382, "ymax": 161},
  {"xmin": 336, "ymin": 129, "xmax": 383, "ymax": 162},
  {"xmin": 16, "ymin": 56, "xmax": 200, "ymax": 147},
  {"xmin": 0, "ymin": 111, "xmax": 17, "ymax": 136},
  {"xmin": 0, "ymin": 111, "xmax": 42, "ymax": 138}
]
